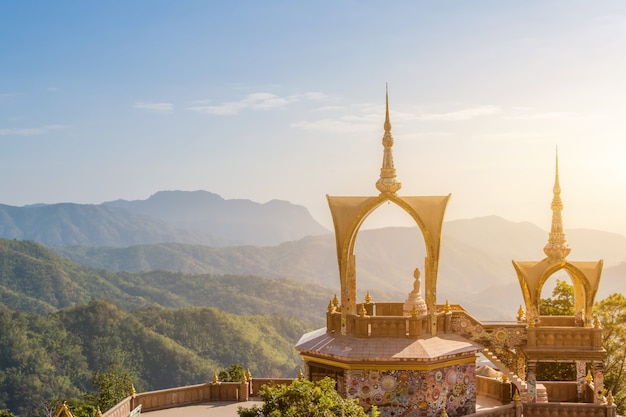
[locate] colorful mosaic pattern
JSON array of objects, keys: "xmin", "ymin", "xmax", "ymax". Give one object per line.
[
  {"xmin": 346, "ymin": 364, "xmax": 476, "ymax": 417},
  {"xmin": 450, "ymin": 315, "xmax": 525, "ymax": 348}
]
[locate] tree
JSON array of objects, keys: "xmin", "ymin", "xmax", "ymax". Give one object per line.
[
  {"xmin": 237, "ymin": 377, "xmax": 376, "ymax": 417},
  {"xmin": 91, "ymin": 362, "xmax": 134, "ymax": 412},
  {"xmin": 594, "ymin": 293, "xmax": 626, "ymax": 414},
  {"xmin": 219, "ymin": 364, "xmax": 246, "ymax": 382},
  {"xmin": 536, "ymin": 280, "xmax": 577, "ymax": 380},
  {"xmin": 540, "ymin": 279, "xmax": 574, "ymax": 315}
]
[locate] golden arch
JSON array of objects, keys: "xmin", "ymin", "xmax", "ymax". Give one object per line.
[
  {"xmin": 512, "ymin": 258, "xmax": 603, "ymax": 325},
  {"xmin": 327, "ymin": 192, "xmax": 451, "ymax": 316}
]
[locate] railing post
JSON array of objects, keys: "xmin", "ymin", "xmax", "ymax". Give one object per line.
[
  {"xmin": 514, "ymin": 395, "xmax": 523, "ymax": 417},
  {"xmin": 239, "ymin": 378, "xmax": 249, "ymax": 401},
  {"xmin": 501, "ymin": 379, "xmax": 512, "ymax": 404}
]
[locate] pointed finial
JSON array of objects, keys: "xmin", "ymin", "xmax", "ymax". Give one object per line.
[
  {"xmin": 517, "ymin": 305, "xmax": 525, "ymax": 321},
  {"xmin": 384, "ymin": 83, "xmax": 391, "ymax": 133},
  {"xmin": 607, "ymin": 390, "xmax": 614, "ymax": 405},
  {"xmin": 96, "ymin": 406, "xmax": 103, "ymax": 417},
  {"xmin": 376, "ymin": 85, "xmax": 402, "ymax": 194},
  {"xmin": 246, "ymin": 368, "xmax": 252, "ymax": 381},
  {"xmin": 55, "ymin": 402, "xmax": 73, "ymax": 417},
  {"xmin": 586, "ymin": 370, "xmax": 593, "ymax": 384},
  {"xmin": 594, "ymin": 315, "xmax": 601, "ymax": 328},
  {"xmin": 130, "ymin": 384, "xmax": 136, "ymax": 396},
  {"xmin": 440, "ymin": 407, "xmax": 449, "ymax": 417},
  {"xmin": 332, "ymin": 294, "xmax": 339, "ymax": 308},
  {"xmin": 213, "ymin": 372, "xmax": 219, "ymax": 384},
  {"xmin": 444, "ymin": 300, "xmax": 451, "ymax": 313},
  {"xmin": 543, "ymin": 148, "xmax": 571, "ymax": 260},
  {"xmin": 365, "ymin": 291, "xmax": 372, "ymax": 304},
  {"xmin": 327, "ymin": 299, "xmax": 335, "ymax": 313},
  {"xmin": 359, "ymin": 303, "xmax": 367, "ymax": 317},
  {"xmin": 513, "ymin": 391, "xmax": 521, "ymax": 402},
  {"xmin": 298, "ymin": 369, "xmax": 304, "ymax": 381}
]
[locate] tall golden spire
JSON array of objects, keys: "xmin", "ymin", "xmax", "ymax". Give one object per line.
[
  {"xmin": 543, "ymin": 148, "xmax": 571, "ymax": 260},
  {"xmin": 376, "ymin": 85, "xmax": 402, "ymax": 194}
]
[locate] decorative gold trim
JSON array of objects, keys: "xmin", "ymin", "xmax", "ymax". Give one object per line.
[{"xmin": 301, "ymin": 355, "xmax": 475, "ymax": 371}]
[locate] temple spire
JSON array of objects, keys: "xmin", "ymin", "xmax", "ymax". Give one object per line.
[
  {"xmin": 376, "ymin": 85, "xmax": 402, "ymax": 194},
  {"xmin": 543, "ymin": 148, "xmax": 571, "ymax": 260}
]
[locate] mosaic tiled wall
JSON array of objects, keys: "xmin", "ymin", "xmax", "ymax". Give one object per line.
[{"xmin": 346, "ymin": 363, "xmax": 476, "ymax": 417}]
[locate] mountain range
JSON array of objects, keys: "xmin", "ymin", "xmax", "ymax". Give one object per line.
[
  {"xmin": 0, "ymin": 190, "xmax": 328, "ymax": 247},
  {"xmin": 2, "ymin": 190, "xmax": 625, "ymax": 320},
  {"xmin": 53, "ymin": 220, "xmax": 626, "ymax": 320}
]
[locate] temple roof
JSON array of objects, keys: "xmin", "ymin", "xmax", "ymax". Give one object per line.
[{"xmin": 296, "ymin": 327, "xmax": 480, "ymax": 367}]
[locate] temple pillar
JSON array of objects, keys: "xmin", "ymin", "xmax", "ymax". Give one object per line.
[
  {"xmin": 576, "ymin": 360, "xmax": 587, "ymax": 401},
  {"xmin": 526, "ymin": 361, "xmax": 537, "ymax": 402},
  {"xmin": 594, "ymin": 361, "xmax": 605, "ymax": 404}
]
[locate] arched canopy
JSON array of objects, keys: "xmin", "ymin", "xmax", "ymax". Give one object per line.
[
  {"xmin": 512, "ymin": 258, "xmax": 603, "ymax": 325},
  {"xmin": 327, "ymin": 192, "xmax": 450, "ymax": 315}
]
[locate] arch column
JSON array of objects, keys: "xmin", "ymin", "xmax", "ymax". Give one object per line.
[{"xmin": 327, "ymin": 194, "xmax": 450, "ymax": 326}]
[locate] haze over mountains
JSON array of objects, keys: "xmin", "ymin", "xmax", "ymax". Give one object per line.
[
  {"xmin": 1, "ymin": 190, "xmax": 625, "ymax": 320},
  {"xmin": 0, "ymin": 190, "xmax": 328, "ymax": 247}
]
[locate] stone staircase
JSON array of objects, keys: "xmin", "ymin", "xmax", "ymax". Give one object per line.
[{"xmin": 482, "ymin": 348, "xmax": 548, "ymax": 403}]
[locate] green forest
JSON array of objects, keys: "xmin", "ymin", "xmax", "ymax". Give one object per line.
[
  {"xmin": 0, "ymin": 239, "xmax": 327, "ymax": 416},
  {"xmin": 0, "ymin": 300, "xmax": 313, "ymax": 416}
]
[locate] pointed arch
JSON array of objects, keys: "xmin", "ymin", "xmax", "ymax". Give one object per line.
[
  {"xmin": 327, "ymin": 193, "xmax": 450, "ymax": 317},
  {"xmin": 512, "ymin": 258, "xmax": 603, "ymax": 325}
]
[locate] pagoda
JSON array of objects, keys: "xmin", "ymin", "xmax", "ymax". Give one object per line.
[
  {"xmin": 296, "ymin": 88, "xmax": 481, "ymax": 417},
  {"xmin": 512, "ymin": 150, "xmax": 605, "ymax": 402}
]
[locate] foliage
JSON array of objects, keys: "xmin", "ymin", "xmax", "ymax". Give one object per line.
[
  {"xmin": 539, "ymin": 279, "xmax": 574, "ymax": 315},
  {"xmin": 536, "ymin": 280, "xmax": 576, "ymax": 381},
  {"xmin": 0, "ymin": 299, "xmax": 313, "ymax": 416},
  {"xmin": 134, "ymin": 306, "xmax": 307, "ymax": 378},
  {"xmin": 0, "ymin": 238, "xmax": 328, "ymax": 326},
  {"xmin": 0, "ymin": 306, "xmax": 86, "ymax": 417},
  {"xmin": 91, "ymin": 362, "xmax": 134, "ymax": 412},
  {"xmin": 219, "ymin": 364, "xmax": 246, "ymax": 383},
  {"xmin": 594, "ymin": 293, "xmax": 626, "ymax": 414},
  {"xmin": 237, "ymin": 377, "xmax": 374, "ymax": 417},
  {"xmin": 536, "ymin": 362, "xmax": 576, "ymax": 381}
]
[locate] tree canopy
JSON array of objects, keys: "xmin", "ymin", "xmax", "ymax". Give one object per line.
[
  {"xmin": 594, "ymin": 293, "xmax": 626, "ymax": 414},
  {"xmin": 237, "ymin": 377, "xmax": 376, "ymax": 417},
  {"xmin": 540, "ymin": 279, "xmax": 574, "ymax": 316}
]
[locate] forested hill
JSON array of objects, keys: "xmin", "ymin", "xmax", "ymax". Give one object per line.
[
  {"xmin": 0, "ymin": 238, "xmax": 329, "ymax": 324},
  {"xmin": 0, "ymin": 300, "xmax": 310, "ymax": 417},
  {"xmin": 0, "ymin": 238, "xmax": 327, "ymax": 416}
]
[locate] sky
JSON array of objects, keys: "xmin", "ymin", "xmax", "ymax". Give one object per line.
[{"xmin": 2, "ymin": 1, "xmax": 626, "ymax": 235}]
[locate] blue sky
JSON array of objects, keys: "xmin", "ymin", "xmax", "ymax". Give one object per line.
[{"xmin": 2, "ymin": 1, "xmax": 626, "ymax": 236}]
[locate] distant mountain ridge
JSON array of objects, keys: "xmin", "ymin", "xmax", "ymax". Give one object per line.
[
  {"xmin": 104, "ymin": 190, "xmax": 329, "ymax": 245},
  {"xmin": 0, "ymin": 190, "xmax": 329, "ymax": 247},
  {"xmin": 54, "ymin": 216, "xmax": 626, "ymax": 320},
  {"xmin": 0, "ymin": 238, "xmax": 328, "ymax": 325}
]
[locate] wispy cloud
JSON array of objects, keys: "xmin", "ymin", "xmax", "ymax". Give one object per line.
[
  {"xmin": 291, "ymin": 113, "xmax": 379, "ymax": 133},
  {"xmin": 292, "ymin": 103, "xmax": 502, "ymax": 133},
  {"xmin": 0, "ymin": 92, "xmax": 19, "ymax": 103},
  {"xmin": 46, "ymin": 87, "xmax": 61, "ymax": 92},
  {"xmin": 506, "ymin": 111, "xmax": 577, "ymax": 121},
  {"xmin": 0, "ymin": 125, "xmax": 66, "ymax": 136},
  {"xmin": 189, "ymin": 92, "xmax": 328, "ymax": 115},
  {"xmin": 134, "ymin": 101, "xmax": 174, "ymax": 114},
  {"xmin": 477, "ymin": 131, "xmax": 556, "ymax": 142},
  {"xmin": 414, "ymin": 105, "xmax": 503, "ymax": 121}
]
